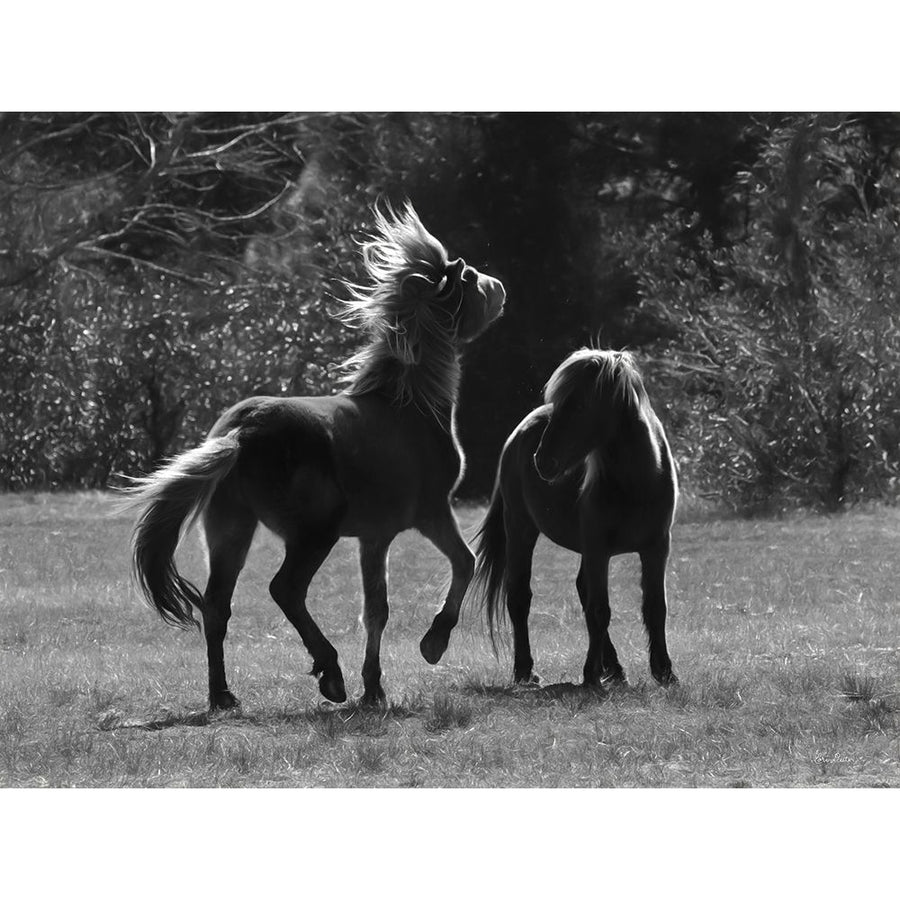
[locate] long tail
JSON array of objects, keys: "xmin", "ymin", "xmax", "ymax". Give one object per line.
[
  {"xmin": 121, "ymin": 429, "xmax": 242, "ymax": 629},
  {"xmin": 470, "ymin": 480, "xmax": 508, "ymax": 652}
]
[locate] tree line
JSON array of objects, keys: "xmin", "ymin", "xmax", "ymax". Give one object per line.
[{"xmin": 1, "ymin": 112, "xmax": 898, "ymax": 512}]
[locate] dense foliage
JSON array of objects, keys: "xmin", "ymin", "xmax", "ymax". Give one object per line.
[
  {"xmin": 624, "ymin": 115, "xmax": 900, "ymax": 511},
  {"xmin": 1, "ymin": 270, "xmax": 350, "ymax": 488},
  {"xmin": 1, "ymin": 112, "xmax": 898, "ymax": 510}
]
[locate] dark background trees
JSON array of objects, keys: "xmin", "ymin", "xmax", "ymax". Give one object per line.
[{"xmin": 2, "ymin": 111, "xmax": 899, "ymax": 512}]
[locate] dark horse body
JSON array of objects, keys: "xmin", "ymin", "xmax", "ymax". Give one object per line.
[
  {"xmin": 126, "ymin": 204, "xmax": 505, "ymax": 709},
  {"xmin": 472, "ymin": 349, "xmax": 678, "ymax": 688}
]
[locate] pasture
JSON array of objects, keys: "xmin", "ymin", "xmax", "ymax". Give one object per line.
[{"xmin": 1, "ymin": 492, "xmax": 898, "ymax": 788}]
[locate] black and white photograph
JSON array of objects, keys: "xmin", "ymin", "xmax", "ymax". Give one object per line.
[{"xmin": 2, "ymin": 4, "xmax": 898, "ymax": 896}]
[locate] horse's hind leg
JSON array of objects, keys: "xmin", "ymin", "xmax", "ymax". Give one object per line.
[
  {"xmin": 359, "ymin": 538, "xmax": 391, "ymax": 705},
  {"xmin": 576, "ymin": 561, "xmax": 625, "ymax": 684},
  {"xmin": 270, "ymin": 534, "xmax": 347, "ymax": 703},
  {"xmin": 506, "ymin": 518, "xmax": 540, "ymax": 684},
  {"xmin": 639, "ymin": 536, "xmax": 677, "ymax": 685},
  {"xmin": 201, "ymin": 495, "xmax": 258, "ymax": 711}
]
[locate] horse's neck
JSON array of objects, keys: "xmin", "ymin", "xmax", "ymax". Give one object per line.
[
  {"xmin": 595, "ymin": 407, "xmax": 664, "ymax": 490},
  {"xmin": 346, "ymin": 338, "xmax": 461, "ymax": 430}
]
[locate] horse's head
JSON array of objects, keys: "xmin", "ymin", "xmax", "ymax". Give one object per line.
[
  {"xmin": 441, "ymin": 257, "xmax": 506, "ymax": 341},
  {"xmin": 344, "ymin": 201, "xmax": 505, "ymax": 360},
  {"xmin": 399, "ymin": 255, "xmax": 505, "ymax": 349},
  {"xmin": 341, "ymin": 202, "xmax": 506, "ymax": 420},
  {"xmin": 533, "ymin": 349, "xmax": 643, "ymax": 484}
]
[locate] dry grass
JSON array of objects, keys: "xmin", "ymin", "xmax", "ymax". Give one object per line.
[{"xmin": 1, "ymin": 492, "xmax": 899, "ymax": 787}]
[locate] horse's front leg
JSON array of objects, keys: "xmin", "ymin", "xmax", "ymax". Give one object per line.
[
  {"xmin": 640, "ymin": 535, "xmax": 677, "ymax": 685},
  {"xmin": 579, "ymin": 551, "xmax": 613, "ymax": 689},
  {"xmin": 418, "ymin": 507, "xmax": 474, "ymax": 665},
  {"xmin": 576, "ymin": 561, "xmax": 625, "ymax": 684},
  {"xmin": 358, "ymin": 537, "xmax": 392, "ymax": 705}
]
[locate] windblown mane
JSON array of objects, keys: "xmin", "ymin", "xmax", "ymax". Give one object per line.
[
  {"xmin": 544, "ymin": 348, "xmax": 647, "ymax": 412},
  {"xmin": 340, "ymin": 202, "xmax": 461, "ymax": 423}
]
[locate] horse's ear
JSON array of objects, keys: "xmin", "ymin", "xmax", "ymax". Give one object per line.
[{"xmin": 437, "ymin": 258, "xmax": 465, "ymax": 299}]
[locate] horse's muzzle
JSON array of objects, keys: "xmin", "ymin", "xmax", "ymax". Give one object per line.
[{"xmin": 481, "ymin": 275, "xmax": 506, "ymax": 320}]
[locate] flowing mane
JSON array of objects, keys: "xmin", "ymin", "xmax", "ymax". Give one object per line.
[
  {"xmin": 544, "ymin": 348, "xmax": 647, "ymax": 412},
  {"xmin": 341, "ymin": 202, "xmax": 462, "ymax": 423}
]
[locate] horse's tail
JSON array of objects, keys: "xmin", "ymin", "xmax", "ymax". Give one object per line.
[
  {"xmin": 470, "ymin": 478, "xmax": 508, "ymax": 652},
  {"xmin": 122, "ymin": 429, "xmax": 242, "ymax": 629}
]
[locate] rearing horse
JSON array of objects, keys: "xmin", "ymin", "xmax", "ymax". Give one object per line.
[
  {"xmin": 471, "ymin": 348, "xmax": 678, "ymax": 689},
  {"xmin": 125, "ymin": 203, "xmax": 506, "ymax": 709}
]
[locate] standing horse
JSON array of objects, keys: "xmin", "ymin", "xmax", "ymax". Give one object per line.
[
  {"xmin": 471, "ymin": 348, "xmax": 678, "ymax": 689},
  {"xmin": 125, "ymin": 203, "xmax": 505, "ymax": 709}
]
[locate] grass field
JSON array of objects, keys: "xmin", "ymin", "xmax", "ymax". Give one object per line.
[{"xmin": 1, "ymin": 492, "xmax": 898, "ymax": 788}]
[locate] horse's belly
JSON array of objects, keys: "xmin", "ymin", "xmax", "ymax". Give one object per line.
[
  {"xmin": 521, "ymin": 476, "xmax": 584, "ymax": 553},
  {"xmin": 535, "ymin": 514, "xmax": 582, "ymax": 553},
  {"xmin": 521, "ymin": 470, "xmax": 672, "ymax": 556},
  {"xmin": 333, "ymin": 445, "xmax": 441, "ymax": 539},
  {"xmin": 337, "ymin": 490, "xmax": 417, "ymax": 539}
]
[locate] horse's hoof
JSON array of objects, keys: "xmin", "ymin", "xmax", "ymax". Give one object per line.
[
  {"xmin": 602, "ymin": 671, "xmax": 628, "ymax": 688},
  {"xmin": 514, "ymin": 672, "xmax": 542, "ymax": 687},
  {"xmin": 318, "ymin": 670, "xmax": 347, "ymax": 703},
  {"xmin": 359, "ymin": 687, "xmax": 386, "ymax": 707},
  {"xmin": 654, "ymin": 669, "xmax": 678, "ymax": 686},
  {"xmin": 209, "ymin": 690, "xmax": 240, "ymax": 712},
  {"xmin": 420, "ymin": 629, "xmax": 450, "ymax": 665}
]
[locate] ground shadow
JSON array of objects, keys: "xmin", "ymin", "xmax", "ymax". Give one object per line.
[
  {"xmin": 97, "ymin": 707, "xmax": 215, "ymax": 731},
  {"xmin": 457, "ymin": 680, "xmax": 520, "ymax": 698},
  {"xmin": 95, "ymin": 679, "xmax": 617, "ymax": 735},
  {"xmin": 96, "ymin": 697, "xmax": 427, "ymax": 734},
  {"xmin": 458, "ymin": 677, "xmax": 610, "ymax": 704}
]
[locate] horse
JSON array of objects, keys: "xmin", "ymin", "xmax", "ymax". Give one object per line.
[
  {"xmin": 470, "ymin": 348, "xmax": 678, "ymax": 690},
  {"xmin": 123, "ymin": 202, "xmax": 506, "ymax": 710}
]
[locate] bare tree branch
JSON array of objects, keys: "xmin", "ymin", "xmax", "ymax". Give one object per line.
[{"xmin": 0, "ymin": 112, "xmax": 310, "ymax": 297}]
